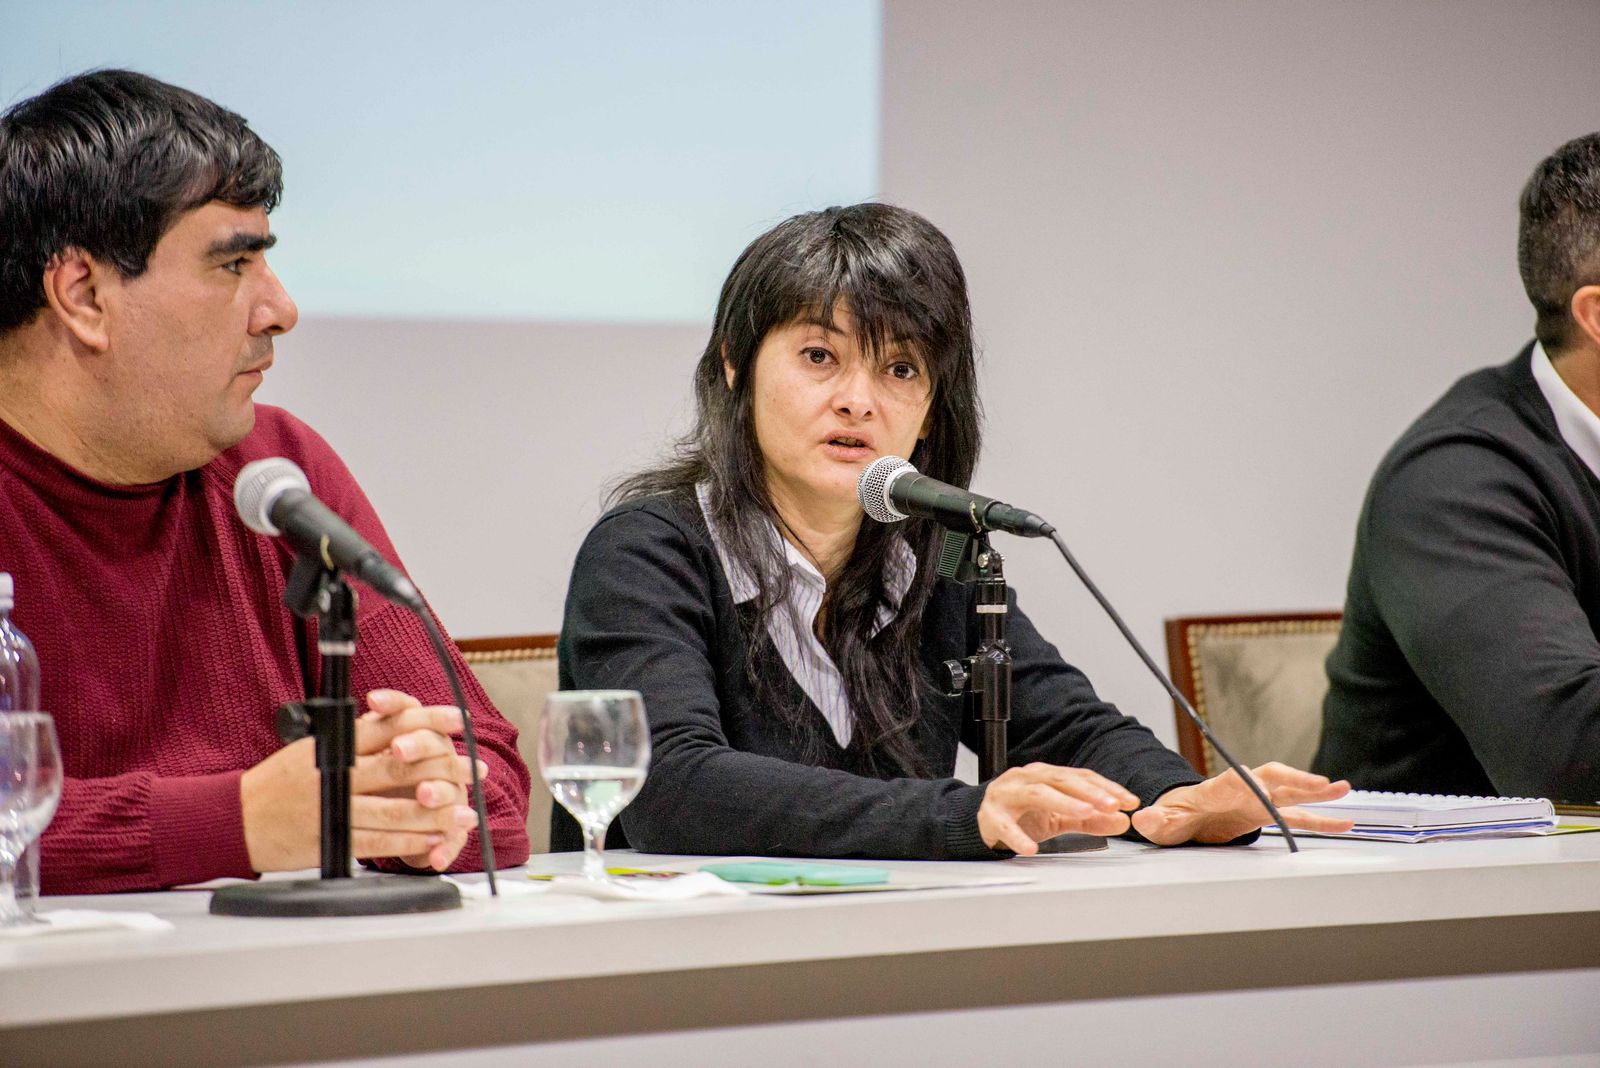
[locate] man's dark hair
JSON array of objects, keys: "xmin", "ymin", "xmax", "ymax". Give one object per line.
[
  {"xmin": 0, "ymin": 69, "xmax": 282, "ymax": 334},
  {"xmin": 613, "ymin": 203, "xmax": 982, "ymax": 777},
  {"xmin": 1519, "ymin": 132, "xmax": 1600, "ymax": 353}
]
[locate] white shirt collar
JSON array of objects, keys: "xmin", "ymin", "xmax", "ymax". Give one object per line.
[
  {"xmin": 1530, "ymin": 341, "xmax": 1600, "ymax": 481},
  {"xmin": 696, "ymin": 483, "xmax": 916, "ymax": 633}
]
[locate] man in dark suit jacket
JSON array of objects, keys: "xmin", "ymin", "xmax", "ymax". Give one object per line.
[{"xmin": 1316, "ymin": 133, "xmax": 1600, "ymax": 805}]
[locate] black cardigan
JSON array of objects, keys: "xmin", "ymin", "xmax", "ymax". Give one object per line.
[
  {"xmin": 552, "ymin": 491, "xmax": 1202, "ymax": 858},
  {"xmin": 1317, "ymin": 344, "xmax": 1600, "ymax": 802}
]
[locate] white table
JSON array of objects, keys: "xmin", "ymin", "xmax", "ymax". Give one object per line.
[{"xmin": 4, "ymin": 832, "xmax": 1600, "ymax": 1067}]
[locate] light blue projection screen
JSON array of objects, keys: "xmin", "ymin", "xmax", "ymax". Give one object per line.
[{"xmin": 0, "ymin": 1, "xmax": 881, "ymax": 321}]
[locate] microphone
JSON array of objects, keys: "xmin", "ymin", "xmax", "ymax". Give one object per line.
[
  {"xmin": 232, "ymin": 456, "xmax": 500, "ymax": 892},
  {"xmin": 856, "ymin": 456, "xmax": 1055, "ymax": 537},
  {"xmin": 234, "ymin": 458, "xmax": 424, "ymax": 611}
]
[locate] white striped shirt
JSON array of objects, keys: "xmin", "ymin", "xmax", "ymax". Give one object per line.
[{"xmin": 697, "ymin": 484, "xmax": 917, "ymax": 749}]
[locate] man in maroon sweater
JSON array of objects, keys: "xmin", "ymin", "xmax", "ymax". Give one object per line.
[{"xmin": 0, "ymin": 71, "xmax": 531, "ymax": 892}]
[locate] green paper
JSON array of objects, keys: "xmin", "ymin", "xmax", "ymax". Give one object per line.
[{"xmin": 700, "ymin": 860, "xmax": 890, "ymax": 886}]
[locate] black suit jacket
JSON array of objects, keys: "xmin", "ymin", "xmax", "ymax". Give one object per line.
[{"xmin": 1317, "ymin": 343, "xmax": 1600, "ymax": 802}]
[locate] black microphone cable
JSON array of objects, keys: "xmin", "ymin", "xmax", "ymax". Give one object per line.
[
  {"xmin": 1045, "ymin": 529, "xmax": 1300, "ymax": 852},
  {"xmin": 415, "ymin": 607, "xmax": 499, "ymax": 896}
]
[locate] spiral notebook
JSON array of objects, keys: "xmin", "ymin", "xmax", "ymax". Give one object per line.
[{"xmin": 1268, "ymin": 790, "xmax": 1557, "ymax": 842}]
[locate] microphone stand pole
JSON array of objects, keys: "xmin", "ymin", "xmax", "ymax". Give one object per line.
[
  {"xmin": 211, "ymin": 557, "xmax": 461, "ymax": 917},
  {"xmin": 938, "ymin": 532, "xmax": 1011, "ymax": 780},
  {"xmin": 938, "ymin": 530, "xmax": 1105, "ymax": 854}
]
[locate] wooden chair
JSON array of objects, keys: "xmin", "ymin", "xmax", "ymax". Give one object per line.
[
  {"xmin": 1163, "ymin": 612, "xmax": 1342, "ymax": 777},
  {"xmin": 456, "ymin": 633, "xmax": 559, "ymax": 854}
]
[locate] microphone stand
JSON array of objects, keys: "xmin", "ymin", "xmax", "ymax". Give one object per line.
[
  {"xmin": 937, "ymin": 531, "xmax": 1011, "ymax": 781},
  {"xmin": 211, "ymin": 557, "xmax": 462, "ymax": 917},
  {"xmin": 938, "ymin": 530, "xmax": 1106, "ymax": 854}
]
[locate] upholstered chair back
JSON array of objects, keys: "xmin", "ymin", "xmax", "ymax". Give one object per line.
[
  {"xmin": 457, "ymin": 634, "xmax": 559, "ymax": 854},
  {"xmin": 1163, "ymin": 614, "xmax": 1342, "ymax": 777}
]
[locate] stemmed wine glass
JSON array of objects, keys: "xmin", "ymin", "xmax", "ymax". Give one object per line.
[
  {"xmin": 538, "ymin": 691, "xmax": 650, "ymax": 883},
  {"xmin": 0, "ymin": 713, "xmax": 62, "ymax": 926}
]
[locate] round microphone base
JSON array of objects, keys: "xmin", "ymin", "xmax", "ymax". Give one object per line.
[{"xmin": 210, "ymin": 874, "xmax": 461, "ymax": 917}]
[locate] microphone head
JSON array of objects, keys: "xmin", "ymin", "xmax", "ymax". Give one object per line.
[
  {"xmin": 857, "ymin": 455, "xmax": 916, "ymax": 523},
  {"xmin": 234, "ymin": 457, "xmax": 311, "ymax": 537}
]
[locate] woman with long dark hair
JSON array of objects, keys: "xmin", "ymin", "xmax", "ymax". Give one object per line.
[{"xmin": 554, "ymin": 203, "xmax": 1349, "ymax": 858}]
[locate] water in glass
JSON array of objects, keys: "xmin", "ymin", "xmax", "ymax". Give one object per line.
[{"xmin": 538, "ymin": 691, "xmax": 649, "ymax": 882}]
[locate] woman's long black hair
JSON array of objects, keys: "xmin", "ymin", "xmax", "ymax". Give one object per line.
[{"xmin": 611, "ymin": 203, "xmax": 982, "ymax": 776}]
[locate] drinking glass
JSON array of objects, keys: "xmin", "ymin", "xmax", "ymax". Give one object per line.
[
  {"xmin": 0, "ymin": 713, "xmax": 62, "ymax": 926},
  {"xmin": 538, "ymin": 691, "xmax": 650, "ymax": 883}
]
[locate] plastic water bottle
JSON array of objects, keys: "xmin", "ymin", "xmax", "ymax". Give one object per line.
[
  {"xmin": 0, "ymin": 572, "xmax": 43, "ymax": 912},
  {"xmin": 0, "ymin": 574, "xmax": 40, "ymax": 711}
]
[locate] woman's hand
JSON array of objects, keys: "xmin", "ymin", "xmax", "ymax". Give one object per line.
[
  {"xmin": 977, "ymin": 763, "xmax": 1141, "ymax": 855},
  {"xmin": 1131, "ymin": 762, "xmax": 1354, "ymax": 846}
]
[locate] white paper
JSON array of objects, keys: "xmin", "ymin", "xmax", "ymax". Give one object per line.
[{"xmin": 0, "ymin": 909, "xmax": 173, "ymax": 939}]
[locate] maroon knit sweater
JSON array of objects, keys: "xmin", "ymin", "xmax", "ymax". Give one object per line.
[{"xmin": 0, "ymin": 405, "xmax": 531, "ymax": 893}]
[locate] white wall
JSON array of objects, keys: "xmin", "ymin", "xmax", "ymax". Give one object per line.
[
  {"xmin": 879, "ymin": 0, "xmax": 1600, "ymax": 746},
  {"xmin": 254, "ymin": 319, "xmax": 704, "ymax": 637},
  {"xmin": 260, "ymin": 2, "xmax": 1600, "ymax": 755}
]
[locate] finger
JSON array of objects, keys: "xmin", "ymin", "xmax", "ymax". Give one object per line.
[
  {"xmin": 431, "ymin": 827, "xmax": 471, "ymax": 871},
  {"xmin": 1243, "ymin": 767, "xmax": 1351, "ymax": 809},
  {"xmin": 1271, "ymin": 779, "xmax": 1352, "ymax": 807},
  {"xmin": 1011, "ymin": 767, "xmax": 1139, "ymax": 808},
  {"xmin": 388, "ymin": 728, "xmax": 458, "ymax": 763},
  {"xmin": 352, "ymin": 829, "xmax": 447, "ymax": 860},
  {"xmin": 988, "ymin": 811, "xmax": 1039, "ymax": 856},
  {"xmin": 1277, "ymin": 806, "xmax": 1357, "ymax": 834},
  {"xmin": 357, "ymin": 752, "xmax": 486, "ymax": 794},
  {"xmin": 404, "ymin": 754, "xmax": 485, "ymax": 787},
  {"xmin": 1016, "ymin": 764, "xmax": 1139, "ymax": 810},
  {"xmin": 357, "ymin": 705, "xmax": 464, "ymax": 755},
  {"xmin": 364, "ymin": 689, "xmax": 423, "ymax": 718},
  {"xmin": 1247, "ymin": 762, "xmax": 1323, "ymax": 786},
  {"xmin": 354, "ymin": 795, "xmax": 479, "ymax": 834},
  {"xmin": 1038, "ymin": 809, "xmax": 1132, "ymax": 839},
  {"xmin": 358, "ymin": 743, "xmax": 467, "ymax": 794},
  {"xmin": 1059, "ymin": 767, "xmax": 1140, "ymax": 810},
  {"xmin": 1265, "ymin": 785, "xmax": 1345, "ymax": 809},
  {"xmin": 1005, "ymin": 773, "xmax": 1127, "ymax": 816},
  {"xmin": 1077, "ymin": 810, "xmax": 1133, "ymax": 837},
  {"xmin": 1219, "ymin": 765, "xmax": 1300, "ymax": 811},
  {"xmin": 1003, "ymin": 781, "xmax": 1098, "ymax": 822},
  {"xmin": 1068, "ymin": 771, "xmax": 1140, "ymax": 811},
  {"xmin": 1131, "ymin": 803, "xmax": 1192, "ymax": 846},
  {"xmin": 996, "ymin": 782, "xmax": 1135, "ymax": 838},
  {"xmin": 415, "ymin": 779, "xmax": 461, "ymax": 809},
  {"xmin": 401, "ymin": 825, "xmax": 470, "ymax": 873},
  {"xmin": 1247, "ymin": 762, "xmax": 1348, "ymax": 795}
]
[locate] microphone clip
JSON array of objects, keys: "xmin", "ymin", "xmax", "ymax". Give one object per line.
[
  {"xmin": 938, "ymin": 528, "xmax": 1003, "ymax": 583},
  {"xmin": 282, "ymin": 552, "xmax": 355, "ymax": 621}
]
